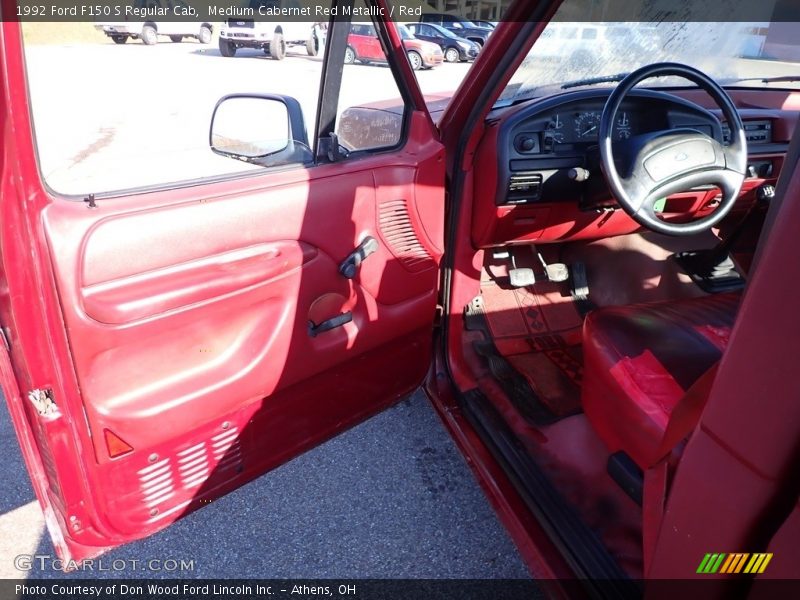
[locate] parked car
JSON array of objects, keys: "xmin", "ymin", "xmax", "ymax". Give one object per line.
[
  {"xmin": 472, "ymin": 20, "xmax": 498, "ymax": 30},
  {"xmin": 345, "ymin": 23, "xmax": 443, "ymax": 70},
  {"xmin": 530, "ymin": 23, "xmax": 661, "ymax": 71},
  {"xmin": 94, "ymin": 0, "xmax": 213, "ymax": 45},
  {"xmin": 419, "ymin": 13, "xmax": 492, "ymax": 47},
  {"xmin": 218, "ymin": 0, "xmax": 322, "ymax": 59},
  {"xmin": 404, "ymin": 22, "xmax": 479, "ymax": 63}
]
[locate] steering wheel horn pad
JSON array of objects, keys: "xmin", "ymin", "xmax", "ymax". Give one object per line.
[{"xmin": 599, "ymin": 63, "xmax": 747, "ymax": 236}]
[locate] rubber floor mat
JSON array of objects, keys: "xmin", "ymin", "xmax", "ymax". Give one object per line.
[
  {"xmin": 476, "ymin": 280, "xmax": 584, "ymax": 418},
  {"xmin": 507, "ymin": 347, "xmax": 582, "ymax": 418}
]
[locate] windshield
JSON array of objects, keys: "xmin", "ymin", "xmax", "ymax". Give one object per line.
[
  {"xmin": 398, "ymin": 25, "xmax": 413, "ymax": 41},
  {"xmin": 499, "ymin": 1, "xmax": 800, "ymax": 105}
]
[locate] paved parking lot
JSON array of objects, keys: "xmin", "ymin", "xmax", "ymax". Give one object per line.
[
  {"xmin": 0, "ymin": 389, "xmax": 530, "ymax": 579},
  {"xmin": 23, "ymin": 39, "xmax": 471, "ymax": 195}
]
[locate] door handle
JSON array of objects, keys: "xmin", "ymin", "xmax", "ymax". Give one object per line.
[
  {"xmin": 339, "ymin": 237, "xmax": 379, "ymax": 279},
  {"xmin": 308, "ymin": 311, "xmax": 352, "ymax": 338}
]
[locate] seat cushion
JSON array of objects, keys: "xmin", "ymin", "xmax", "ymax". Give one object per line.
[{"xmin": 582, "ymin": 293, "xmax": 740, "ymax": 469}]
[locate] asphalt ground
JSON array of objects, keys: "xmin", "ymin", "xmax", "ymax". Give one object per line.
[{"xmin": 0, "ymin": 389, "xmax": 531, "ymax": 580}]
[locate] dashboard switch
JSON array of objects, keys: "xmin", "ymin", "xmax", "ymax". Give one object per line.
[
  {"xmin": 514, "ymin": 133, "xmax": 540, "ymax": 154},
  {"xmin": 568, "ymin": 167, "xmax": 591, "ymax": 182}
]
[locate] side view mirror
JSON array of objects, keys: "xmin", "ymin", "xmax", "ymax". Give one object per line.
[{"xmin": 209, "ymin": 94, "xmax": 313, "ymax": 167}]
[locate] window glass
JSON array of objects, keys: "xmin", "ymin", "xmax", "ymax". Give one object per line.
[
  {"xmin": 582, "ymin": 28, "xmax": 598, "ymax": 39},
  {"xmin": 22, "ymin": 2, "xmax": 330, "ymax": 195},
  {"xmin": 22, "ymin": 0, "xmax": 510, "ymax": 194},
  {"xmin": 336, "ymin": 1, "xmax": 406, "ymax": 152}
]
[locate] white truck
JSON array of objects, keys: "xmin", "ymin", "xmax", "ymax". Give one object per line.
[
  {"xmin": 95, "ymin": 0, "xmax": 213, "ymax": 46},
  {"xmin": 218, "ymin": 0, "xmax": 323, "ymax": 59}
]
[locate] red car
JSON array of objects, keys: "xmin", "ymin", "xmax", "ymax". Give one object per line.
[
  {"xmin": 2, "ymin": 0, "xmax": 800, "ymax": 592},
  {"xmin": 345, "ymin": 22, "xmax": 443, "ymax": 70}
]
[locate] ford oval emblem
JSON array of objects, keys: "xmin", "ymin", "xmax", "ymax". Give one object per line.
[{"xmin": 674, "ymin": 152, "xmax": 689, "ymax": 162}]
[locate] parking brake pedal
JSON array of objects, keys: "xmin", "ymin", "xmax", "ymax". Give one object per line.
[{"xmin": 509, "ymin": 268, "xmax": 536, "ymax": 288}]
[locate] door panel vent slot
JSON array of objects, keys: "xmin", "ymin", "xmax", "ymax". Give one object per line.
[
  {"xmin": 378, "ymin": 199, "xmax": 435, "ymax": 272},
  {"xmin": 138, "ymin": 459, "xmax": 175, "ymax": 508},
  {"xmin": 211, "ymin": 428, "xmax": 242, "ymax": 474},
  {"xmin": 177, "ymin": 442, "xmax": 210, "ymax": 489},
  {"xmin": 137, "ymin": 427, "xmax": 244, "ymax": 512}
]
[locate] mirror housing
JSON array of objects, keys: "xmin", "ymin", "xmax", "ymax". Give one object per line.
[{"xmin": 210, "ymin": 94, "xmax": 312, "ymax": 167}]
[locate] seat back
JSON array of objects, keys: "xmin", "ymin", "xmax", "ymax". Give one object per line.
[{"xmin": 648, "ymin": 117, "xmax": 800, "ymax": 583}]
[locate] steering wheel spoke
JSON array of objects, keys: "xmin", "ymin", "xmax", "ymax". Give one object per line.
[
  {"xmin": 599, "ymin": 63, "xmax": 747, "ymax": 236},
  {"xmin": 618, "ymin": 172, "xmax": 651, "ymax": 214}
]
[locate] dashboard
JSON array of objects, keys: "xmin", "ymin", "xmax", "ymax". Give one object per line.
[
  {"xmin": 496, "ymin": 89, "xmax": 728, "ymax": 207},
  {"xmin": 471, "ymin": 87, "xmax": 790, "ymax": 247}
]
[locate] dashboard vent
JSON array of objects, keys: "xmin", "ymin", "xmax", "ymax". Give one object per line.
[
  {"xmin": 378, "ymin": 199, "xmax": 435, "ymax": 272},
  {"xmin": 506, "ymin": 171, "xmax": 543, "ymax": 204}
]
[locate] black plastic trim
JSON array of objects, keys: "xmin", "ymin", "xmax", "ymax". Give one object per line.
[{"xmin": 607, "ymin": 452, "xmax": 644, "ymax": 506}]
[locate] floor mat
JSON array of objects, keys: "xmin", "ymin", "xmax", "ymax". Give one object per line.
[
  {"xmin": 507, "ymin": 346, "xmax": 583, "ymax": 418},
  {"xmin": 471, "ymin": 339, "xmax": 572, "ymax": 425},
  {"xmin": 471, "ymin": 257, "xmax": 585, "ymax": 421}
]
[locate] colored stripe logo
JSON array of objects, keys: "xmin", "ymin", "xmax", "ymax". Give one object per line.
[{"xmin": 697, "ymin": 553, "xmax": 773, "ymax": 574}]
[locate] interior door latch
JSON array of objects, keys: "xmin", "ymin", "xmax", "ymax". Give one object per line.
[
  {"xmin": 28, "ymin": 389, "xmax": 58, "ymax": 416},
  {"xmin": 339, "ymin": 237, "xmax": 379, "ymax": 279}
]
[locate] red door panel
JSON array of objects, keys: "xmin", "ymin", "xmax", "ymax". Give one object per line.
[
  {"xmin": 37, "ymin": 141, "xmax": 443, "ymax": 543},
  {"xmin": 1, "ymin": 10, "xmax": 444, "ymax": 562}
]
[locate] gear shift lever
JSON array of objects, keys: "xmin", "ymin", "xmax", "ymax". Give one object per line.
[{"xmin": 673, "ymin": 184, "xmax": 774, "ymax": 293}]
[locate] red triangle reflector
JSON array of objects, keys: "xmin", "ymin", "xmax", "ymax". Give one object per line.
[{"xmin": 104, "ymin": 429, "xmax": 133, "ymax": 458}]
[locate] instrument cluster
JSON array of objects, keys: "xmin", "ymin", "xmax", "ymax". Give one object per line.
[{"xmin": 515, "ymin": 107, "xmax": 643, "ymax": 154}]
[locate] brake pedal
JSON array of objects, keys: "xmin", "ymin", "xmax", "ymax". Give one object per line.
[
  {"xmin": 533, "ymin": 250, "xmax": 569, "ymax": 283},
  {"xmin": 545, "ymin": 263, "xmax": 569, "ymax": 283}
]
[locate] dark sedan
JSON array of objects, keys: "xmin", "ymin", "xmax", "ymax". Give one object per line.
[
  {"xmin": 404, "ymin": 22, "xmax": 479, "ymax": 63},
  {"xmin": 419, "ymin": 13, "xmax": 493, "ymax": 47}
]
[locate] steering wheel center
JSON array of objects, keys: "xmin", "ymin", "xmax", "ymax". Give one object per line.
[{"xmin": 599, "ymin": 63, "xmax": 748, "ymax": 236}]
